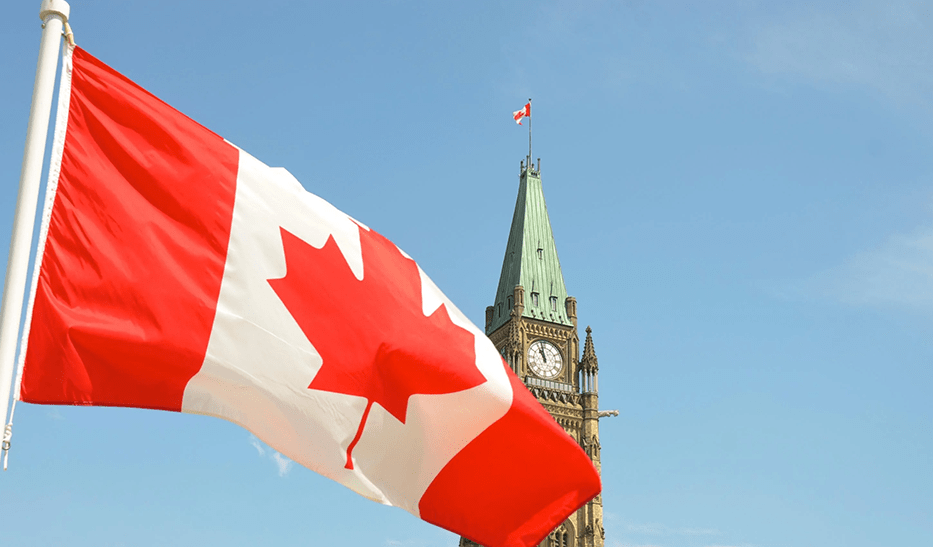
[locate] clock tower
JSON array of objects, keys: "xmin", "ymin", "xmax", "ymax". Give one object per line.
[{"xmin": 459, "ymin": 158, "xmax": 609, "ymax": 547}]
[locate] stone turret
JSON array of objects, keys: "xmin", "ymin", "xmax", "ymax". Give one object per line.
[{"xmin": 580, "ymin": 326, "xmax": 604, "ymax": 546}]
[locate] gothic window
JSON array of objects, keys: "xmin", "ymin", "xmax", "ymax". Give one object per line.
[
  {"xmin": 548, "ymin": 526, "xmax": 571, "ymax": 547},
  {"xmin": 507, "ymin": 295, "xmax": 513, "ymax": 309},
  {"xmin": 550, "ymin": 296, "xmax": 558, "ymax": 311},
  {"xmin": 531, "ymin": 292, "xmax": 539, "ymax": 307},
  {"xmin": 537, "ymin": 248, "xmax": 544, "ymax": 259}
]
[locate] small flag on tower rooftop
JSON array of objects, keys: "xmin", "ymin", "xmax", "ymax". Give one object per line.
[
  {"xmin": 514, "ymin": 99, "xmax": 533, "ymax": 169},
  {"xmin": 512, "ymin": 101, "xmax": 531, "ymax": 125}
]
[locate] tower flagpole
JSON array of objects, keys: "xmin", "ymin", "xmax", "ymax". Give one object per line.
[{"xmin": 528, "ymin": 98, "xmax": 532, "ymax": 169}]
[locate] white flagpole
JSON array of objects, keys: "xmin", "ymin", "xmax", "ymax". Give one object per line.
[{"xmin": 0, "ymin": 0, "xmax": 71, "ymax": 456}]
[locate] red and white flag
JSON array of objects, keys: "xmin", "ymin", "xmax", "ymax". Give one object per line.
[
  {"xmin": 16, "ymin": 46, "xmax": 599, "ymax": 547},
  {"xmin": 512, "ymin": 102, "xmax": 530, "ymax": 125}
]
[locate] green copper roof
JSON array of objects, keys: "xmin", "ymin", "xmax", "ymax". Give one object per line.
[{"xmin": 488, "ymin": 164, "xmax": 570, "ymax": 334}]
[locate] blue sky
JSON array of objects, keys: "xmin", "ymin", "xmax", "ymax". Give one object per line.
[{"xmin": 1, "ymin": 1, "xmax": 931, "ymax": 546}]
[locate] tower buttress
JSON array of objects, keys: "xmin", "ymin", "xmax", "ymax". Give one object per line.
[{"xmin": 580, "ymin": 326, "xmax": 604, "ymax": 546}]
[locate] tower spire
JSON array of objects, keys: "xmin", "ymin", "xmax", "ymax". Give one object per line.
[{"xmin": 487, "ymin": 155, "xmax": 568, "ymax": 335}]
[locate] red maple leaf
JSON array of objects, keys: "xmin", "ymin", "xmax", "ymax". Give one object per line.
[{"xmin": 268, "ymin": 225, "xmax": 486, "ymax": 470}]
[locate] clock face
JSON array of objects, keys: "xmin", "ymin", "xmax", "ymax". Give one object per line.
[{"xmin": 527, "ymin": 340, "xmax": 563, "ymax": 379}]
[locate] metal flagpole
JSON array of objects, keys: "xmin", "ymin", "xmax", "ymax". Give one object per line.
[
  {"xmin": 0, "ymin": 0, "xmax": 71, "ymax": 464},
  {"xmin": 527, "ymin": 98, "xmax": 532, "ymax": 169}
]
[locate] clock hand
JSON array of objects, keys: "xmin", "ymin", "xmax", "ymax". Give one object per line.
[{"xmin": 539, "ymin": 347, "xmax": 547, "ymax": 363}]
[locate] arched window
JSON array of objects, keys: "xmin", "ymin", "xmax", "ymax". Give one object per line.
[{"xmin": 548, "ymin": 525, "xmax": 572, "ymax": 547}]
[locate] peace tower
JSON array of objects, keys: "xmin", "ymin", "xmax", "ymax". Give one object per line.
[{"xmin": 459, "ymin": 157, "xmax": 611, "ymax": 547}]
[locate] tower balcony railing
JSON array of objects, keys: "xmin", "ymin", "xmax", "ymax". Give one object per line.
[
  {"xmin": 524, "ymin": 376, "xmax": 575, "ymax": 392},
  {"xmin": 524, "ymin": 375, "xmax": 578, "ymax": 403}
]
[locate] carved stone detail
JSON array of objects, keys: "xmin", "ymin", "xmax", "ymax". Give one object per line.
[
  {"xmin": 540, "ymin": 403, "xmax": 583, "ymax": 418},
  {"xmin": 529, "ymin": 386, "xmax": 582, "ymax": 406},
  {"xmin": 523, "ymin": 320, "xmax": 574, "ymax": 341}
]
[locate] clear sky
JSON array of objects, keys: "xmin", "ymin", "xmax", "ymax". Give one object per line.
[{"xmin": 1, "ymin": 1, "xmax": 931, "ymax": 546}]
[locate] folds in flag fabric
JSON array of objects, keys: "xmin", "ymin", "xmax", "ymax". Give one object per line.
[
  {"xmin": 16, "ymin": 46, "xmax": 600, "ymax": 547},
  {"xmin": 512, "ymin": 102, "xmax": 530, "ymax": 125}
]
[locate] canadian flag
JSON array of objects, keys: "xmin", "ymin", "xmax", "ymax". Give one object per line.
[
  {"xmin": 513, "ymin": 102, "xmax": 531, "ymax": 125},
  {"xmin": 17, "ymin": 46, "xmax": 599, "ymax": 546}
]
